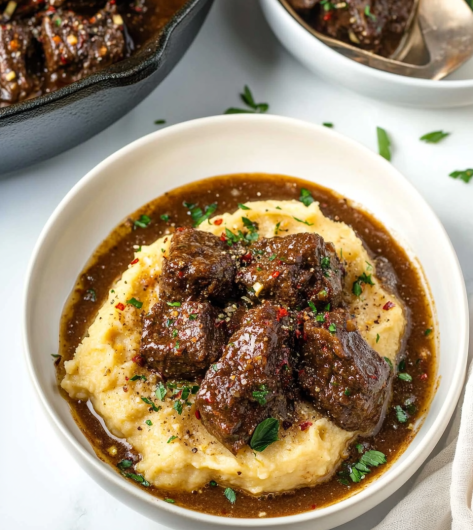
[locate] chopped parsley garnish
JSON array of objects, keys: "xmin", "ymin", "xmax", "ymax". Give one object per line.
[
  {"xmin": 117, "ymin": 459, "xmax": 133, "ymax": 470},
  {"xmin": 352, "ymin": 272, "xmax": 375, "ymax": 297},
  {"xmin": 173, "ymin": 400, "xmax": 183, "ymax": 415},
  {"xmin": 224, "ymin": 85, "xmax": 269, "ymax": 115},
  {"xmin": 134, "ymin": 214, "xmax": 151, "ymax": 229},
  {"xmin": 172, "ymin": 329, "xmax": 178, "ymax": 338},
  {"xmin": 308, "ymin": 301, "xmax": 318, "ymax": 314},
  {"xmin": 212, "ymin": 363, "xmax": 218, "ymax": 371},
  {"xmin": 191, "ymin": 385, "xmax": 200, "ymax": 394},
  {"xmin": 130, "ymin": 374, "xmax": 146, "ymax": 381},
  {"xmin": 355, "ymin": 443, "xmax": 364, "ymax": 453},
  {"xmin": 449, "ymin": 169, "xmax": 473, "ymax": 184},
  {"xmin": 252, "ymin": 385, "xmax": 269, "ymax": 406},
  {"xmin": 164, "ymin": 498, "xmax": 175, "ymax": 503},
  {"xmin": 316, "ymin": 314, "xmax": 325, "ymax": 323},
  {"xmin": 160, "ymin": 214, "xmax": 170, "ymax": 221},
  {"xmin": 167, "ymin": 435, "xmax": 178, "ymax": 443},
  {"xmin": 344, "ymin": 388, "xmax": 351, "ymax": 396},
  {"xmin": 122, "ymin": 472, "xmax": 149, "ymax": 487},
  {"xmin": 224, "ymin": 487, "xmax": 237, "ymax": 504},
  {"xmin": 141, "ymin": 397, "xmax": 160, "ymax": 412},
  {"xmin": 323, "ymin": 122, "xmax": 334, "ymax": 128},
  {"xmin": 188, "ymin": 313, "xmax": 198, "ymax": 320},
  {"xmin": 395, "ymin": 405, "xmax": 408, "ymax": 423},
  {"xmin": 377, "ymin": 126, "xmax": 391, "ymax": 161},
  {"xmin": 185, "ymin": 202, "xmax": 218, "ymax": 227},
  {"xmin": 165, "ymin": 319, "xmax": 173, "ymax": 327},
  {"xmin": 51, "ymin": 354, "xmax": 61, "ymax": 359},
  {"xmin": 328, "ymin": 323, "xmax": 337, "ymax": 334},
  {"xmin": 398, "ymin": 373, "xmax": 413, "ymax": 382},
  {"xmin": 126, "ymin": 297, "xmax": 143, "ymax": 309},
  {"xmin": 250, "ymin": 417, "xmax": 279, "ymax": 452},
  {"xmin": 364, "ymin": 4, "xmax": 376, "ymax": 20},
  {"xmin": 238, "ymin": 203, "xmax": 251, "ymax": 210},
  {"xmin": 321, "ymin": 256, "xmax": 331, "ymax": 270},
  {"xmin": 242, "ymin": 216, "xmax": 257, "ymax": 232},
  {"xmin": 420, "ymin": 130, "xmax": 450, "ymax": 143},
  {"xmin": 145, "ymin": 419, "xmax": 152, "ymax": 426},
  {"xmin": 85, "ymin": 288, "xmax": 96, "ymax": 302},
  {"xmin": 274, "ymin": 221, "xmax": 281, "ymax": 235},
  {"xmin": 166, "ymin": 301, "xmax": 181, "ymax": 307},
  {"xmin": 405, "ymin": 398, "xmax": 416, "ymax": 415},
  {"xmin": 209, "ymin": 480, "xmax": 218, "ymax": 487},
  {"xmin": 154, "ymin": 119, "xmax": 166, "ymax": 125},
  {"xmin": 299, "ymin": 188, "xmax": 314, "ymax": 207},
  {"xmin": 156, "ymin": 382, "xmax": 167, "ymax": 401},
  {"xmin": 425, "ymin": 328, "xmax": 432, "ymax": 336},
  {"xmin": 268, "ymin": 253, "xmax": 277, "ymax": 261},
  {"xmin": 398, "ymin": 359, "xmax": 406, "ymax": 371},
  {"xmin": 376, "ymin": 334, "xmax": 380, "ymax": 343},
  {"xmin": 181, "ymin": 386, "xmax": 191, "ymax": 401},
  {"xmin": 349, "ymin": 450, "xmax": 387, "ymax": 483},
  {"xmin": 293, "ymin": 216, "xmax": 314, "ymax": 226}
]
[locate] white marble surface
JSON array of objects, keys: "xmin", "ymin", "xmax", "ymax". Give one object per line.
[{"xmin": 1, "ymin": 1, "xmax": 472, "ymax": 528}]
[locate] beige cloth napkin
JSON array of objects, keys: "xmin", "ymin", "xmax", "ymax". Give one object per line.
[{"xmin": 373, "ymin": 299, "xmax": 473, "ymax": 530}]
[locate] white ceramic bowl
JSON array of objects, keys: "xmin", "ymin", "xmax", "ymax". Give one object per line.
[
  {"xmin": 260, "ymin": 0, "xmax": 473, "ymax": 109},
  {"xmin": 24, "ymin": 115, "xmax": 468, "ymax": 529}
]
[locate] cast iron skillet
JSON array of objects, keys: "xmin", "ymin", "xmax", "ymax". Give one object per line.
[{"xmin": 0, "ymin": 0, "xmax": 213, "ymax": 174}]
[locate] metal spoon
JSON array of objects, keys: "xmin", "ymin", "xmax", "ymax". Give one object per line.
[{"xmin": 280, "ymin": 0, "xmax": 473, "ymax": 80}]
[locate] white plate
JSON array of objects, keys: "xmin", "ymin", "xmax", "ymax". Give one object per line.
[
  {"xmin": 260, "ymin": 0, "xmax": 473, "ymax": 109},
  {"xmin": 23, "ymin": 115, "xmax": 469, "ymax": 529}
]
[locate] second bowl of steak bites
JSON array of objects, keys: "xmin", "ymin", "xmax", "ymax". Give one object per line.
[
  {"xmin": 159, "ymin": 227, "xmax": 236, "ymax": 303},
  {"xmin": 236, "ymin": 232, "xmax": 343, "ymax": 309},
  {"xmin": 195, "ymin": 302, "xmax": 296, "ymax": 454},
  {"xmin": 298, "ymin": 308, "xmax": 392, "ymax": 434},
  {"xmin": 140, "ymin": 300, "xmax": 225, "ymax": 378}
]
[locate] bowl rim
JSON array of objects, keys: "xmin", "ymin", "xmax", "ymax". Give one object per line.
[
  {"xmin": 23, "ymin": 114, "xmax": 469, "ymax": 527},
  {"xmin": 267, "ymin": 0, "xmax": 473, "ymax": 90},
  {"xmin": 0, "ymin": 0, "xmax": 207, "ymax": 122}
]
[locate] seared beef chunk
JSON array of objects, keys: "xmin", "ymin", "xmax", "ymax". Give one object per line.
[
  {"xmin": 289, "ymin": 0, "xmax": 415, "ymax": 57},
  {"xmin": 236, "ymin": 232, "xmax": 343, "ymax": 309},
  {"xmin": 41, "ymin": 3, "xmax": 124, "ymax": 82},
  {"xmin": 0, "ymin": 22, "xmax": 33, "ymax": 102},
  {"xmin": 298, "ymin": 308, "xmax": 391, "ymax": 433},
  {"xmin": 140, "ymin": 300, "xmax": 225, "ymax": 378},
  {"xmin": 196, "ymin": 302, "xmax": 296, "ymax": 454},
  {"xmin": 221, "ymin": 302, "xmax": 248, "ymax": 339},
  {"xmin": 159, "ymin": 227, "xmax": 236, "ymax": 303}
]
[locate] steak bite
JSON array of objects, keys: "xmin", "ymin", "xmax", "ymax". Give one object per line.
[
  {"xmin": 195, "ymin": 302, "xmax": 296, "ymax": 454},
  {"xmin": 235, "ymin": 232, "xmax": 343, "ymax": 309},
  {"xmin": 298, "ymin": 308, "xmax": 392, "ymax": 434},
  {"xmin": 159, "ymin": 227, "xmax": 236, "ymax": 303},
  {"xmin": 0, "ymin": 22, "xmax": 33, "ymax": 103},
  {"xmin": 140, "ymin": 300, "xmax": 225, "ymax": 378},
  {"xmin": 41, "ymin": 4, "xmax": 124, "ymax": 82}
]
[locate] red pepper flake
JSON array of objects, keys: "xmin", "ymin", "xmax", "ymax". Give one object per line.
[
  {"xmin": 123, "ymin": 386, "xmax": 128, "ymax": 392},
  {"xmin": 130, "ymin": 258, "xmax": 139, "ymax": 265},
  {"xmin": 115, "ymin": 302, "xmax": 125, "ymax": 311},
  {"xmin": 178, "ymin": 271, "xmax": 184, "ymax": 278},
  {"xmin": 110, "ymin": 0, "xmax": 116, "ymax": 3},
  {"xmin": 220, "ymin": 233, "xmax": 228, "ymax": 242},
  {"xmin": 383, "ymin": 301, "xmax": 395, "ymax": 311},
  {"xmin": 272, "ymin": 271, "xmax": 280, "ymax": 278},
  {"xmin": 323, "ymin": 12, "xmax": 332, "ymax": 21},
  {"xmin": 195, "ymin": 409, "xmax": 201, "ymax": 420},
  {"xmin": 295, "ymin": 329, "xmax": 302, "ymax": 339},
  {"xmin": 125, "ymin": 376, "xmax": 129, "ymax": 381},
  {"xmin": 300, "ymin": 421, "xmax": 313, "ymax": 431},
  {"xmin": 420, "ymin": 373, "xmax": 428, "ymax": 380},
  {"xmin": 176, "ymin": 227, "xmax": 185, "ymax": 232},
  {"xmin": 311, "ymin": 505, "xmax": 317, "ymax": 510},
  {"xmin": 277, "ymin": 307, "xmax": 288, "ymax": 321},
  {"xmin": 132, "ymin": 354, "xmax": 145, "ymax": 366},
  {"xmin": 241, "ymin": 252, "xmax": 252, "ymax": 263},
  {"xmin": 214, "ymin": 218, "xmax": 223, "ymax": 226}
]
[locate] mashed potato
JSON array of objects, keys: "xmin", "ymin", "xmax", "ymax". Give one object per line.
[{"xmin": 62, "ymin": 200, "xmax": 405, "ymax": 494}]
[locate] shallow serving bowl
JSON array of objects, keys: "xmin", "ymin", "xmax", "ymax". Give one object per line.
[
  {"xmin": 0, "ymin": 0, "xmax": 213, "ymax": 174},
  {"xmin": 24, "ymin": 115, "xmax": 468, "ymax": 529},
  {"xmin": 260, "ymin": 0, "xmax": 473, "ymax": 109}
]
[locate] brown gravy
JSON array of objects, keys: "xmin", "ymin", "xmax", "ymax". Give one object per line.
[{"xmin": 57, "ymin": 173, "xmax": 436, "ymax": 518}]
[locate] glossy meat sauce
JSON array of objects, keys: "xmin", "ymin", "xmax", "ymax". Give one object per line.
[{"xmin": 57, "ymin": 173, "xmax": 436, "ymax": 518}]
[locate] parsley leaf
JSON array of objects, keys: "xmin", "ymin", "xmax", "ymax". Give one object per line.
[
  {"xmin": 238, "ymin": 203, "xmax": 251, "ymax": 210},
  {"xmin": 425, "ymin": 328, "xmax": 432, "ymax": 336},
  {"xmin": 117, "ymin": 459, "xmax": 133, "ymax": 470},
  {"xmin": 364, "ymin": 4, "xmax": 376, "ymax": 20},
  {"xmin": 164, "ymin": 498, "xmax": 175, "ymax": 503},
  {"xmin": 250, "ymin": 417, "xmax": 279, "ymax": 452},
  {"xmin": 141, "ymin": 397, "xmax": 160, "ymax": 412},
  {"xmin": 185, "ymin": 202, "xmax": 218, "ymax": 227},
  {"xmin": 377, "ymin": 126, "xmax": 391, "ymax": 161},
  {"xmin": 126, "ymin": 297, "xmax": 143, "ymax": 309},
  {"xmin": 167, "ymin": 435, "xmax": 178, "ymax": 443},
  {"xmin": 299, "ymin": 188, "xmax": 314, "ymax": 207},
  {"xmin": 166, "ymin": 301, "xmax": 181, "ymax": 307},
  {"xmin": 398, "ymin": 373, "xmax": 413, "ymax": 382},
  {"xmin": 252, "ymin": 385, "xmax": 269, "ymax": 406},
  {"xmin": 308, "ymin": 301, "xmax": 318, "ymax": 314},
  {"xmin": 160, "ymin": 214, "xmax": 170, "ymax": 221},
  {"xmin": 154, "ymin": 119, "xmax": 166, "ymax": 125},
  {"xmin": 323, "ymin": 122, "xmax": 334, "ymax": 128},
  {"xmin": 155, "ymin": 382, "xmax": 167, "ymax": 401},
  {"xmin": 122, "ymin": 472, "xmax": 150, "ymax": 487},
  {"xmin": 420, "ymin": 130, "xmax": 450, "ymax": 144},
  {"xmin": 173, "ymin": 400, "xmax": 183, "ymax": 415},
  {"xmin": 449, "ymin": 169, "xmax": 473, "ymax": 184},
  {"xmin": 134, "ymin": 214, "xmax": 151, "ymax": 229},
  {"xmin": 352, "ymin": 272, "xmax": 375, "ymax": 297},
  {"xmin": 224, "ymin": 85, "xmax": 269, "ymax": 115},
  {"xmin": 130, "ymin": 374, "xmax": 147, "ymax": 382},
  {"xmin": 349, "ymin": 450, "xmax": 387, "ymax": 483},
  {"xmin": 224, "ymin": 487, "xmax": 237, "ymax": 504},
  {"xmin": 293, "ymin": 216, "xmax": 314, "ymax": 226},
  {"xmin": 145, "ymin": 419, "xmax": 152, "ymax": 426},
  {"xmin": 395, "ymin": 405, "xmax": 408, "ymax": 423}
]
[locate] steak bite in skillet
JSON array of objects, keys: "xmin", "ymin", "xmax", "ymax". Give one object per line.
[
  {"xmin": 0, "ymin": 22, "xmax": 34, "ymax": 103},
  {"xmin": 236, "ymin": 232, "xmax": 343, "ymax": 309},
  {"xmin": 140, "ymin": 300, "xmax": 225, "ymax": 378},
  {"xmin": 159, "ymin": 227, "xmax": 236, "ymax": 304},
  {"xmin": 195, "ymin": 302, "xmax": 296, "ymax": 454},
  {"xmin": 298, "ymin": 308, "xmax": 392, "ymax": 434},
  {"xmin": 40, "ymin": 3, "xmax": 125, "ymax": 82}
]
